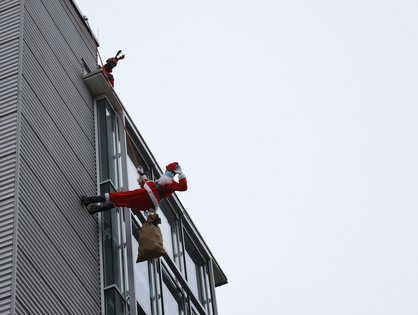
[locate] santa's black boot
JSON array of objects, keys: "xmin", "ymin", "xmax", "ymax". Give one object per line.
[
  {"xmin": 81, "ymin": 195, "xmax": 106, "ymax": 206},
  {"xmin": 87, "ymin": 203, "xmax": 115, "ymax": 215}
]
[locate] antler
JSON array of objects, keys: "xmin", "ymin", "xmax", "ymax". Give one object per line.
[{"xmin": 115, "ymin": 50, "xmax": 125, "ymax": 61}]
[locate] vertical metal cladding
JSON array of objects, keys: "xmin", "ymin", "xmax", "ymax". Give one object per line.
[
  {"xmin": 15, "ymin": 0, "xmax": 101, "ymax": 313},
  {"xmin": 0, "ymin": 1, "xmax": 20, "ymax": 314}
]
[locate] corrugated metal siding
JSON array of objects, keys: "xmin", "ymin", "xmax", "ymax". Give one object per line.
[
  {"xmin": 23, "ymin": 4, "xmax": 96, "ymax": 144},
  {"xmin": 0, "ymin": 2, "xmax": 20, "ymax": 46},
  {"xmin": 16, "ymin": 0, "xmax": 101, "ymax": 313},
  {"xmin": 0, "ymin": 40, "xmax": 19, "ymax": 83},
  {"xmin": 0, "ymin": 133, "xmax": 17, "ymax": 202},
  {"xmin": 0, "ymin": 114, "xmax": 18, "ymax": 170},
  {"xmin": 21, "ymin": 49, "xmax": 96, "ymax": 186},
  {"xmin": 0, "ymin": 198, "xmax": 14, "ymax": 315},
  {"xmin": 0, "ymin": 0, "xmax": 20, "ymax": 12},
  {"xmin": 0, "ymin": 1, "xmax": 20, "ymax": 315}
]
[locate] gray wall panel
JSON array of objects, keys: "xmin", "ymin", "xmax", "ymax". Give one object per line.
[
  {"xmin": 17, "ymin": 116, "xmax": 100, "ymax": 314},
  {"xmin": 51, "ymin": 0, "xmax": 98, "ymax": 63},
  {"xmin": 0, "ymin": 77, "xmax": 18, "ymax": 118},
  {"xmin": 24, "ymin": 0, "xmax": 97, "ymax": 95},
  {"xmin": 21, "ymin": 47, "xmax": 96, "ymax": 175},
  {"xmin": 0, "ymin": 40, "xmax": 19, "ymax": 81},
  {"xmin": 0, "ymin": 199, "xmax": 14, "ymax": 315},
  {"xmin": 16, "ymin": 0, "xmax": 101, "ymax": 313},
  {"xmin": 0, "ymin": 4, "xmax": 20, "ymax": 46},
  {"xmin": 0, "ymin": 2, "xmax": 20, "ymax": 315},
  {"xmin": 19, "ymin": 158, "xmax": 100, "ymax": 285},
  {"xmin": 19, "ymin": 119, "xmax": 98, "ymax": 254},
  {"xmin": 0, "ymin": 0, "xmax": 19, "ymax": 117},
  {"xmin": 16, "ymin": 246, "xmax": 80, "ymax": 315},
  {"xmin": 23, "ymin": 10, "xmax": 96, "ymax": 144},
  {"xmin": 0, "ymin": 114, "xmax": 17, "ymax": 160},
  {"xmin": 0, "ymin": 152, "xmax": 16, "ymax": 202},
  {"xmin": 21, "ymin": 73, "xmax": 96, "ymax": 189},
  {"xmin": 17, "ymin": 204, "xmax": 99, "ymax": 314},
  {"xmin": 0, "ymin": 0, "xmax": 19, "ymax": 12}
]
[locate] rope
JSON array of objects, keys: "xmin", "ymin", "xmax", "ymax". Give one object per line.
[{"xmin": 97, "ymin": 48, "xmax": 104, "ymax": 67}]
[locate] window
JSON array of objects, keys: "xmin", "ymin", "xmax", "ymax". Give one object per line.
[
  {"xmin": 184, "ymin": 236, "xmax": 204, "ymax": 302},
  {"xmin": 162, "ymin": 268, "xmax": 184, "ymax": 315},
  {"xmin": 158, "ymin": 207, "xmax": 176, "ymax": 261},
  {"xmin": 126, "ymin": 136, "xmax": 151, "ymax": 190},
  {"xmin": 132, "ymin": 221, "xmax": 153, "ymax": 314},
  {"xmin": 97, "ymin": 99, "xmax": 127, "ymax": 314},
  {"xmin": 102, "ymin": 203, "xmax": 125, "ymax": 291},
  {"xmin": 97, "ymin": 99, "xmax": 119, "ymax": 187},
  {"xmin": 88, "ymin": 74, "xmax": 224, "ymax": 315},
  {"xmin": 127, "ymin": 156, "xmax": 140, "ymax": 190},
  {"xmin": 203, "ymin": 267, "xmax": 214, "ymax": 315},
  {"xmin": 184, "ymin": 248, "xmax": 200, "ymax": 300},
  {"xmin": 104, "ymin": 287, "xmax": 126, "ymax": 315},
  {"xmin": 184, "ymin": 235, "xmax": 213, "ymax": 313}
]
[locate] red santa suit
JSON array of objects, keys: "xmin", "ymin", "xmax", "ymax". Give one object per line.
[
  {"xmin": 105, "ymin": 171, "xmax": 187, "ymax": 211},
  {"xmin": 102, "ymin": 64, "xmax": 115, "ymax": 87}
]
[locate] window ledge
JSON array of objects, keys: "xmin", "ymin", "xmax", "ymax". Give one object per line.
[{"xmin": 83, "ymin": 68, "xmax": 123, "ymax": 113}]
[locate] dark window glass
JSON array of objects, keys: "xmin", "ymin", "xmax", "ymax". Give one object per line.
[
  {"xmin": 185, "ymin": 237, "xmax": 206, "ymax": 305},
  {"xmin": 100, "ymin": 183, "xmax": 124, "ymax": 292},
  {"xmin": 162, "ymin": 273, "xmax": 183, "ymax": 315},
  {"xmin": 132, "ymin": 222, "xmax": 153, "ymax": 314},
  {"xmin": 104, "ymin": 287, "xmax": 126, "ymax": 315},
  {"xmin": 97, "ymin": 99, "xmax": 118, "ymax": 186}
]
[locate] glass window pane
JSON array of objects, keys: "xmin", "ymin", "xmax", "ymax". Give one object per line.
[
  {"xmin": 191, "ymin": 305, "xmax": 199, "ymax": 315},
  {"xmin": 127, "ymin": 156, "xmax": 139, "ymax": 190},
  {"xmin": 137, "ymin": 303, "xmax": 147, "ymax": 315},
  {"xmin": 162, "ymin": 275, "xmax": 183, "ymax": 315},
  {"xmin": 132, "ymin": 232, "xmax": 152, "ymax": 314},
  {"xmin": 185, "ymin": 249, "xmax": 200, "ymax": 299},
  {"xmin": 159, "ymin": 211, "xmax": 174, "ymax": 260},
  {"xmin": 162, "ymin": 282, "xmax": 179, "ymax": 315},
  {"xmin": 102, "ymin": 209, "xmax": 124, "ymax": 291},
  {"xmin": 97, "ymin": 100, "xmax": 109, "ymax": 180},
  {"xmin": 97, "ymin": 99, "xmax": 119, "ymax": 186},
  {"xmin": 204, "ymin": 268, "xmax": 213, "ymax": 315},
  {"xmin": 104, "ymin": 287, "xmax": 126, "ymax": 315},
  {"xmin": 105, "ymin": 106, "xmax": 118, "ymax": 185}
]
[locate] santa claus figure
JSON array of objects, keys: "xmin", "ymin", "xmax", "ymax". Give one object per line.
[{"xmin": 81, "ymin": 162, "xmax": 187, "ymax": 214}]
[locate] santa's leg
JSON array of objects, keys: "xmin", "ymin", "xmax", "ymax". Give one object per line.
[
  {"xmin": 87, "ymin": 203, "xmax": 115, "ymax": 215},
  {"xmin": 81, "ymin": 195, "xmax": 106, "ymax": 206}
]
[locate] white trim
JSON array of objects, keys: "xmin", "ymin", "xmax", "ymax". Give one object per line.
[
  {"xmin": 143, "ymin": 182, "xmax": 159, "ymax": 211},
  {"xmin": 105, "ymin": 192, "xmax": 110, "ymax": 202}
]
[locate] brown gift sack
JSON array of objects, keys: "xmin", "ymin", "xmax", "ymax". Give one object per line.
[{"xmin": 136, "ymin": 213, "xmax": 166, "ymax": 262}]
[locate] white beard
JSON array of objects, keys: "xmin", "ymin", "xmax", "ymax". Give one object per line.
[{"xmin": 156, "ymin": 174, "xmax": 174, "ymax": 186}]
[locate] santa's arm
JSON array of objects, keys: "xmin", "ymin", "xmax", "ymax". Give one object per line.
[
  {"xmin": 174, "ymin": 166, "xmax": 188, "ymax": 191},
  {"xmin": 136, "ymin": 166, "xmax": 148, "ymax": 187}
]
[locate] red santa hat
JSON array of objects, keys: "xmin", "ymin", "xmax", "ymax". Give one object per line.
[{"xmin": 156, "ymin": 162, "xmax": 179, "ymax": 186}]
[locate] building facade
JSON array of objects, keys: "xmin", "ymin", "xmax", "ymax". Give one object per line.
[{"xmin": 0, "ymin": 1, "xmax": 227, "ymax": 314}]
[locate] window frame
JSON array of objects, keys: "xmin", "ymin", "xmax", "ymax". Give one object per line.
[{"xmin": 95, "ymin": 97, "xmax": 130, "ymax": 315}]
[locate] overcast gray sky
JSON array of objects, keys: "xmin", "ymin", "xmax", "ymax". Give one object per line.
[{"xmin": 76, "ymin": 0, "xmax": 418, "ymax": 314}]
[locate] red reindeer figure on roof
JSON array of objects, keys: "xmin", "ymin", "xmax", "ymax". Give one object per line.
[{"xmin": 102, "ymin": 50, "xmax": 125, "ymax": 87}]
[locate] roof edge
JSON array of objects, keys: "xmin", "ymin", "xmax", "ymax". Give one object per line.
[{"xmin": 69, "ymin": 0, "xmax": 100, "ymax": 46}]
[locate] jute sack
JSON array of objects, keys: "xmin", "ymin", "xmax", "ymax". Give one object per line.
[{"xmin": 136, "ymin": 213, "xmax": 166, "ymax": 262}]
